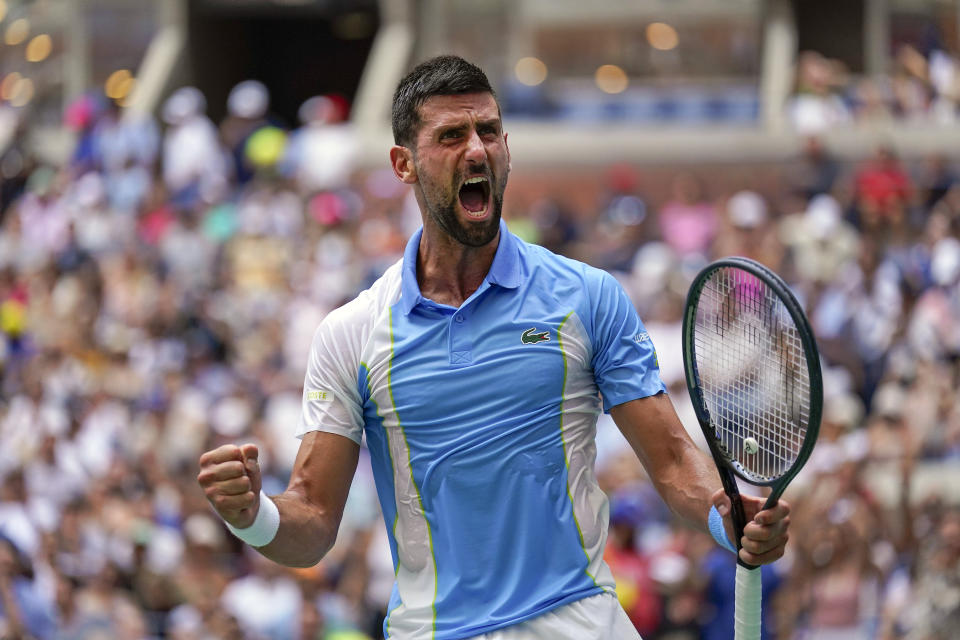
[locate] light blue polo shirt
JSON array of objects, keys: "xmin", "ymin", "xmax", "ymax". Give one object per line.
[{"xmin": 298, "ymin": 220, "xmax": 665, "ymax": 640}]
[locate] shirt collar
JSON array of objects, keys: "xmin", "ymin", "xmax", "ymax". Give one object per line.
[{"xmin": 398, "ymin": 219, "xmax": 523, "ymax": 316}]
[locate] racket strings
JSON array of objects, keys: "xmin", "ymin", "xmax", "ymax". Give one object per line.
[{"xmin": 693, "ymin": 267, "xmax": 811, "ymax": 482}]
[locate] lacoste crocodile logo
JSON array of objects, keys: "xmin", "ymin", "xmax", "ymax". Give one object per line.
[{"xmin": 521, "ymin": 328, "xmax": 550, "ymax": 345}]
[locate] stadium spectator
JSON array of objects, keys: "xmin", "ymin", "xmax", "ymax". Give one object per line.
[
  {"xmin": 161, "ymin": 87, "xmax": 228, "ymax": 209},
  {"xmin": 788, "ymin": 136, "xmax": 841, "ymax": 201},
  {"xmin": 656, "ymin": 172, "xmax": 719, "ymax": 258},
  {"xmin": 282, "ymin": 95, "xmax": 360, "ymax": 196},
  {"xmin": 786, "ymin": 51, "xmax": 852, "ymax": 135},
  {"xmin": 853, "ymin": 145, "xmax": 913, "ymax": 231}
]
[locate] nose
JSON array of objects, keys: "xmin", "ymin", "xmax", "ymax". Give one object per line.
[{"xmin": 464, "ymin": 129, "xmax": 486, "ymax": 165}]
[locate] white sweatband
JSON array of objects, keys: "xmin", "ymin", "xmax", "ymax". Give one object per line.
[{"xmin": 225, "ymin": 490, "xmax": 280, "ymax": 547}]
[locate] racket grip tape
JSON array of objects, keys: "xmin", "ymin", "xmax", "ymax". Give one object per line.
[{"xmin": 734, "ymin": 564, "xmax": 762, "ymax": 640}]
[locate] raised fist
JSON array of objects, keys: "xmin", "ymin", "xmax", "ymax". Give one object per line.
[{"xmin": 197, "ymin": 443, "xmax": 262, "ymax": 529}]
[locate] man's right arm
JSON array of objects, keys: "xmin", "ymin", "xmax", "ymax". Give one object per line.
[{"xmin": 197, "ymin": 430, "xmax": 360, "ymax": 567}]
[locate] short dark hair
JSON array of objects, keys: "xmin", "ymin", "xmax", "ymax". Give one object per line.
[{"xmin": 391, "ymin": 55, "xmax": 496, "ymax": 147}]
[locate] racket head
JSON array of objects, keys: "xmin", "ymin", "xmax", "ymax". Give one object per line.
[{"xmin": 682, "ymin": 257, "xmax": 823, "ymax": 492}]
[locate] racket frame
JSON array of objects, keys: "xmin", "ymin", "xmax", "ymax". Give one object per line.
[{"xmin": 682, "ymin": 256, "xmax": 823, "ymax": 561}]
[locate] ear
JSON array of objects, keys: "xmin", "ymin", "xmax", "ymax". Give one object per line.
[
  {"xmin": 504, "ymin": 132, "xmax": 511, "ymax": 173},
  {"xmin": 390, "ymin": 145, "xmax": 417, "ymax": 184}
]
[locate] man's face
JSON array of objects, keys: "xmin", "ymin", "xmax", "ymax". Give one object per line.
[{"xmin": 409, "ymin": 92, "xmax": 510, "ymax": 248}]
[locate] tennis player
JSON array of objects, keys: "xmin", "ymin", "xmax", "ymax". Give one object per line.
[{"xmin": 197, "ymin": 55, "xmax": 790, "ymax": 640}]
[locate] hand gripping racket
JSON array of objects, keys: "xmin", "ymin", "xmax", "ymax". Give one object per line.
[{"xmin": 682, "ymin": 257, "xmax": 822, "ymax": 640}]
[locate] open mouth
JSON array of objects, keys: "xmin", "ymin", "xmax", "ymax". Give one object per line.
[{"xmin": 458, "ymin": 176, "xmax": 490, "ymax": 218}]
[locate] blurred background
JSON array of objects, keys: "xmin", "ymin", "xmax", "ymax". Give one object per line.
[{"xmin": 1, "ymin": 0, "xmax": 959, "ymax": 638}]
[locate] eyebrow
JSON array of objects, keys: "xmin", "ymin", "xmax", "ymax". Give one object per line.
[
  {"xmin": 435, "ymin": 118, "xmax": 501, "ymax": 135},
  {"xmin": 436, "ymin": 123, "xmax": 467, "ymax": 135}
]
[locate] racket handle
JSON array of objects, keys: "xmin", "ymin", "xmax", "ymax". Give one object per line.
[{"xmin": 734, "ymin": 564, "xmax": 762, "ymax": 640}]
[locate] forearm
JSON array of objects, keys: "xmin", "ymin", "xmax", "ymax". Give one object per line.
[
  {"xmin": 202, "ymin": 433, "xmax": 360, "ymax": 567},
  {"xmin": 253, "ymin": 489, "xmax": 340, "ymax": 567},
  {"xmin": 643, "ymin": 435, "xmax": 719, "ymax": 533},
  {"xmin": 612, "ymin": 394, "xmax": 719, "ymax": 533},
  {"xmin": 614, "ymin": 393, "xmax": 792, "ymax": 564}
]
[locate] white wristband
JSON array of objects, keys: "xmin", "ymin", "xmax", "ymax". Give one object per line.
[{"xmin": 225, "ymin": 490, "xmax": 280, "ymax": 547}]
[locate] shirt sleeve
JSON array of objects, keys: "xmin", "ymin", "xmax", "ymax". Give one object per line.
[
  {"xmin": 589, "ymin": 270, "xmax": 667, "ymax": 412},
  {"xmin": 296, "ymin": 309, "xmax": 365, "ymax": 444}
]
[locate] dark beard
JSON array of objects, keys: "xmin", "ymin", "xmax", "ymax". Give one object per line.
[
  {"xmin": 418, "ymin": 161, "xmax": 507, "ymax": 247},
  {"xmin": 427, "ymin": 190, "xmax": 503, "ymax": 247}
]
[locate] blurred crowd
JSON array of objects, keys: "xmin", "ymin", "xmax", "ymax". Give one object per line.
[
  {"xmin": 788, "ymin": 42, "xmax": 960, "ymax": 133},
  {"xmin": 0, "ymin": 74, "xmax": 958, "ymax": 640}
]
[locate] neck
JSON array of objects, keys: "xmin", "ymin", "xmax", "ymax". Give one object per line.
[{"xmin": 417, "ymin": 225, "xmax": 500, "ymax": 308}]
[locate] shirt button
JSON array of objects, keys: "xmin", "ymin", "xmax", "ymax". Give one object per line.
[{"xmin": 455, "ymin": 314, "xmax": 464, "ymax": 323}]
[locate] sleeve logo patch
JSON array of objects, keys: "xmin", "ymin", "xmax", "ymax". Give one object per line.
[
  {"xmin": 306, "ymin": 389, "xmax": 333, "ymax": 402},
  {"xmin": 633, "ymin": 332, "xmax": 650, "ymax": 343}
]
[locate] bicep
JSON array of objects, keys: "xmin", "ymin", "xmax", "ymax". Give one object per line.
[{"xmin": 286, "ymin": 430, "xmax": 360, "ymax": 519}]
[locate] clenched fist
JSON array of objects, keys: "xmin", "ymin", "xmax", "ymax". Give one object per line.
[
  {"xmin": 712, "ymin": 488, "xmax": 791, "ymax": 566},
  {"xmin": 197, "ymin": 444, "xmax": 262, "ymax": 529}
]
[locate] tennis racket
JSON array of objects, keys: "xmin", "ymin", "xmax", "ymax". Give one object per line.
[{"xmin": 681, "ymin": 257, "xmax": 822, "ymax": 640}]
